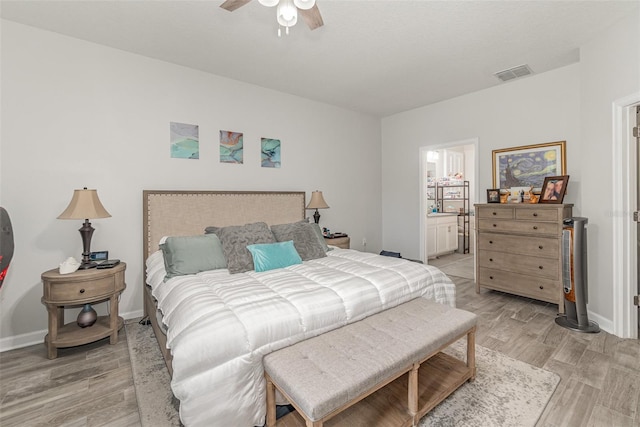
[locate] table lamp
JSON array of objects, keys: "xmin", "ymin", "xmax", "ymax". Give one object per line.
[
  {"xmin": 57, "ymin": 188, "xmax": 111, "ymax": 269},
  {"xmin": 306, "ymin": 190, "xmax": 329, "ymax": 224}
]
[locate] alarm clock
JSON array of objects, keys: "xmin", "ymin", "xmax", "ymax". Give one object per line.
[{"xmin": 89, "ymin": 251, "xmax": 109, "ymax": 262}]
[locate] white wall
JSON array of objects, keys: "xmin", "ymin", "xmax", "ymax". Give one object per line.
[
  {"xmin": 0, "ymin": 21, "xmax": 382, "ymax": 349},
  {"xmin": 381, "ymin": 64, "xmax": 581, "ymax": 259},
  {"xmin": 579, "ymin": 12, "xmax": 640, "ymax": 325},
  {"xmin": 381, "ymin": 12, "xmax": 640, "ymax": 329}
]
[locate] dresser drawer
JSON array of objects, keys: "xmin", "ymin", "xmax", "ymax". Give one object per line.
[
  {"xmin": 477, "ymin": 249, "xmax": 559, "ymax": 279},
  {"xmin": 478, "ymin": 267, "xmax": 560, "ymax": 303},
  {"xmin": 515, "ymin": 209, "xmax": 559, "ymax": 222},
  {"xmin": 477, "ymin": 233, "xmax": 559, "ymax": 258},
  {"xmin": 477, "ymin": 207, "xmax": 514, "ymax": 219},
  {"xmin": 47, "ymin": 275, "xmax": 117, "ymax": 303},
  {"xmin": 477, "ymin": 219, "xmax": 559, "ymax": 236}
]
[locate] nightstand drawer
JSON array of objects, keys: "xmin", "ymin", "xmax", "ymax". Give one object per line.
[
  {"xmin": 325, "ymin": 236, "xmax": 350, "ymax": 249},
  {"xmin": 48, "ymin": 276, "xmax": 116, "ymax": 302}
]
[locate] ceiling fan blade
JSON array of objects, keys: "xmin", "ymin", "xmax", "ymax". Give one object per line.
[
  {"xmin": 220, "ymin": 0, "xmax": 252, "ymax": 12},
  {"xmin": 299, "ymin": 3, "xmax": 324, "ymax": 30}
]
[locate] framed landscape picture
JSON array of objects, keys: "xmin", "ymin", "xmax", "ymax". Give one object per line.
[{"xmin": 492, "ymin": 141, "xmax": 566, "ymax": 192}]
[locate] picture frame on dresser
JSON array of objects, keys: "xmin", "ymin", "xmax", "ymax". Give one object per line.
[
  {"xmin": 486, "ymin": 189, "xmax": 500, "ymax": 203},
  {"xmin": 492, "ymin": 141, "xmax": 566, "ymax": 192},
  {"xmin": 539, "ymin": 175, "xmax": 569, "ymax": 204}
]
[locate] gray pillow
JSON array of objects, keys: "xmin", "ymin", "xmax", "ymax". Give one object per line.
[
  {"xmin": 271, "ymin": 221, "xmax": 327, "ymax": 261},
  {"xmin": 309, "ymin": 222, "xmax": 332, "ymax": 252},
  {"xmin": 161, "ymin": 234, "xmax": 227, "ymax": 279},
  {"xmin": 208, "ymin": 222, "xmax": 276, "ymax": 274}
]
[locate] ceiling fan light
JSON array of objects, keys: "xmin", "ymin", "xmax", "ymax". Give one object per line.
[
  {"xmin": 258, "ymin": 0, "xmax": 279, "ymax": 7},
  {"xmin": 277, "ymin": 0, "xmax": 297, "ymax": 26},
  {"xmin": 293, "ymin": 0, "xmax": 315, "ymax": 10}
]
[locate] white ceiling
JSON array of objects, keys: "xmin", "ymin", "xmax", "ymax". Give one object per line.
[{"xmin": 1, "ymin": 0, "xmax": 637, "ymax": 117}]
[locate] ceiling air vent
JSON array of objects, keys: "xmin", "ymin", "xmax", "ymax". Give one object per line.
[{"xmin": 494, "ymin": 64, "xmax": 533, "ymax": 82}]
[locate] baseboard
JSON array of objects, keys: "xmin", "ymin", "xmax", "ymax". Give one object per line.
[
  {"xmin": 586, "ymin": 310, "xmax": 613, "ymax": 335},
  {"xmin": 0, "ymin": 309, "xmax": 145, "ymax": 353}
]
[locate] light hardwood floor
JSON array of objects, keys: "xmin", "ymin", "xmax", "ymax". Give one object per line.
[{"xmin": 1, "ymin": 255, "xmax": 639, "ymax": 426}]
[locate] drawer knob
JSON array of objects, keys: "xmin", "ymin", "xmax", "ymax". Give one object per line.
[
  {"xmin": 538, "ymin": 266, "xmax": 543, "ymax": 270},
  {"xmin": 489, "ymin": 258, "xmax": 493, "ymax": 262},
  {"xmin": 538, "ymin": 245, "xmax": 543, "ymax": 249},
  {"xmin": 533, "ymin": 226, "xmax": 538, "ymax": 230},
  {"xmin": 533, "ymin": 213, "xmax": 538, "ymax": 217},
  {"xmin": 79, "ymin": 288, "xmax": 85, "ymax": 294},
  {"xmin": 493, "ymin": 224, "xmax": 497, "ymax": 227},
  {"xmin": 539, "ymin": 285, "xmax": 544, "ymax": 290},
  {"xmin": 492, "ymin": 212, "xmax": 497, "ymax": 216},
  {"xmin": 489, "ymin": 276, "xmax": 494, "ymax": 280},
  {"xmin": 489, "ymin": 240, "xmax": 493, "ymax": 244}
]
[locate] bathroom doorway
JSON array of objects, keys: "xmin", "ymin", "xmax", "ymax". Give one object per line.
[{"xmin": 419, "ymin": 139, "xmax": 478, "ymax": 279}]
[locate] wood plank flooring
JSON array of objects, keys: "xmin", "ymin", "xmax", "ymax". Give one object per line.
[
  {"xmin": 431, "ymin": 253, "xmax": 640, "ymax": 427},
  {"xmin": 1, "ymin": 253, "xmax": 638, "ymax": 426}
]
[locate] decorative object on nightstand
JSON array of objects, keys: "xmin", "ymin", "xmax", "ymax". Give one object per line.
[
  {"xmin": 77, "ymin": 303, "xmax": 97, "ymax": 328},
  {"xmin": 57, "ymin": 188, "xmax": 111, "ymax": 269},
  {"xmin": 306, "ymin": 190, "xmax": 329, "ymax": 224},
  {"xmin": 41, "ymin": 262, "xmax": 126, "ymax": 359}
]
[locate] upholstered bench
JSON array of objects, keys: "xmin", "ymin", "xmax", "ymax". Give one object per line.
[{"xmin": 263, "ymin": 298, "xmax": 477, "ymax": 427}]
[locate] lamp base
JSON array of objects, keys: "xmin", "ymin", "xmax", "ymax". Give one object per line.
[
  {"xmin": 78, "ymin": 261, "xmax": 98, "ymax": 270},
  {"xmin": 79, "ymin": 219, "xmax": 97, "ymax": 269},
  {"xmin": 313, "ymin": 209, "xmax": 321, "ymax": 224}
]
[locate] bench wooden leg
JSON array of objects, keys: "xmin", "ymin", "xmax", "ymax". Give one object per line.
[
  {"xmin": 266, "ymin": 375, "xmax": 276, "ymax": 427},
  {"xmin": 467, "ymin": 326, "xmax": 476, "ymax": 381},
  {"xmin": 306, "ymin": 421, "xmax": 323, "ymax": 427},
  {"xmin": 408, "ymin": 362, "xmax": 420, "ymax": 426}
]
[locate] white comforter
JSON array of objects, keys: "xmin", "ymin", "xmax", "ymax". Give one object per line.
[{"xmin": 146, "ymin": 248, "xmax": 456, "ymax": 427}]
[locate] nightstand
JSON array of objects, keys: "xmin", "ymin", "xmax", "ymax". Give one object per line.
[
  {"xmin": 41, "ymin": 262, "xmax": 126, "ymax": 359},
  {"xmin": 324, "ymin": 236, "xmax": 350, "ymax": 249}
]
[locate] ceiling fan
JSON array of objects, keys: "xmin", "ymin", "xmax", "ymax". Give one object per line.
[{"xmin": 220, "ymin": 0, "xmax": 324, "ymax": 35}]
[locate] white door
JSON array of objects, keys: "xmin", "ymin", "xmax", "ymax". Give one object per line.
[{"xmin": 635, "ymin": 105, "xmax": 640, "ymax": 335}]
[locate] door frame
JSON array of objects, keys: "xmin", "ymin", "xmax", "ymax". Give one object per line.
[
  {"xmin": 612, "ymin": 92, "xmax": 640, "ymax": 339},
  {"xmin": 418, "ymin": 138, "xmax": 479, "ymax": 265}
]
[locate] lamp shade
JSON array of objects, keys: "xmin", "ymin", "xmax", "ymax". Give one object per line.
[
  {"xmin": 306, "ymin": 191, "xmax": 329, "ymax": 210},
  {"xmin": 57, "ymin": 189, "xmax": 111, "ymax": 220},
  {"xmin": 258, "ymin": 0, "xmax": 279, "ymax": 6}
]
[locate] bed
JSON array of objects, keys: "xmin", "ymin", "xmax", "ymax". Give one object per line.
[{"xmin": 142, "ymin": 190, "xmax": 456, "ymax": 427}]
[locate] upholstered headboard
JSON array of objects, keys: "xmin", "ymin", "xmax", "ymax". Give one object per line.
[{"xmin": 142, "ymin": 190, "xmax": 306, "ymax": 261}]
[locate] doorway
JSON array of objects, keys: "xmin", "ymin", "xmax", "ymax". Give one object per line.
[
  {"xmin": 419, "ymin": 139, "xmax": 479, "ymax": 278},
  {"xmin": 613, "ymin": 94, "xmax": 639, "ymax": 339}
]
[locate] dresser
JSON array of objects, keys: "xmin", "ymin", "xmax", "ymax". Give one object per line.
[{"xmin": 474, "ymin": 204, "xmax": 572, "ymax": 313}]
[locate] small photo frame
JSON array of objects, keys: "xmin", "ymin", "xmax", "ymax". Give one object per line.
[
  {"xmin": 539, "ymin": 175, "xmax": 569, "ymax": 204},
  {"xmin": 487, "ymin": 189, "xmax": 501, "ymax": 203}
]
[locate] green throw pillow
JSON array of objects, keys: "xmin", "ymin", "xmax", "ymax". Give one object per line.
[{"xmin": 161, "ymin": 234, "xmax": 227, "ymax": 279}]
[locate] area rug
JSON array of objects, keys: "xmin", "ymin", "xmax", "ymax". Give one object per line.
[
  {"xmin": 420, "ymin": 341, "xmax": 560, "ymax": 426},
  {"xmin": 125, "ymin": 319, "xmax": 182, "ymax": 427},
  {"xmin": 126, "ymin": 321, "xmax": 559, "ymax": 427}
]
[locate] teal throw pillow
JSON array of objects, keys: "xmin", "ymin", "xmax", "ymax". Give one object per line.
[
  {"xmin": 161, "ymin": 234, "xmax": 227, "ymax": 279},
  {"xmin": 246, "ymin": 240, "xmax": 302, "ymax": 272}
]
